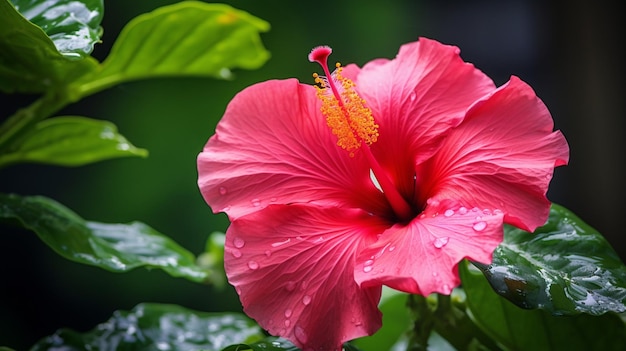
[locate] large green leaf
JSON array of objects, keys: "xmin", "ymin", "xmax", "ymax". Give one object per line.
[
  {"xmin": 11, "ymin": 0, "xmax": 104, "ymax": 58},
  {"xmin": 32, "ymin": 303, "xmax": 264, "ymax": 351},
  {"xmin": 0, "ymin": 193, "xmax": 213, "ymax": 283},
  {"xmin": 0, "ymin": 0, "xmax": 99, "ymax": 93},
  {"xmin": 460, "ymin": 261, "xmax": 626, "ymax": 351},
  {"xmin": 475, "ymin": 204, "xmax": 626, "ymax": 316},
  {"xmin": 75, "ymin": 1, "xmax": 271, "ymax": 96},
  {"xmin": 0, "ymin": 116, "xmax": 147, "ymax": 168}
]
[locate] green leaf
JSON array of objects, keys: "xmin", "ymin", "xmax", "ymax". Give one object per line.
[
  {"xmin": 222, "ymin": 338, "xmax": 365, "ymax": 351},
  {"xmin": 197, "ymin": 232, "xmax": 227, "ymax": 288},
  {"xmin": 0, "ymin": 193, "xmax": 212, "ymax": 283},
  {"xmin": 0, "ymin": 116, "xmax": 147, "ymax": 168},
  {"xmin": 0, "ymin": 0, "xmax": 99, "ymax": 93},
  {"xmin": 460, "ymin": 261, "xmax": 626, "ymax": 351},
  {"xmin": 476, "ymin": 204, "xmax": 626, "ymax": 316},
  {"xmin": 32, "ymin": 303, "xmax": 264, "ymax": 351},
  {"xmin": 11, "ymin": 0, "xmax": 104, "ymax": 58},
  {"xmin": 75, "ymin": 1, "xmax": 271, "ymax": 97}
]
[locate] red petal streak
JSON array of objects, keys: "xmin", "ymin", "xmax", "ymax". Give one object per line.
[
  {"xmin": 417, "ymin": 76, "xmax": 569, "ymax": 231},
  {"xmin": 355, "ymin": 204, "xmax": 504, "ymax": 295},
  {"xmin": 225, "ymin": 205, "xmax": 388, "ymax": 350},
  {"xmin": 354, "ymin": 38, "xmax": 497, "ymax": 200},
  {"xmin": 197, "ymin": 79, "xmax": 390, "ymax": 220}
]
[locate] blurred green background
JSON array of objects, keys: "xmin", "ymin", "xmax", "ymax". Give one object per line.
[{"xmin": 1, "ymin": 0, "xmax": 623, "ymax": 349}]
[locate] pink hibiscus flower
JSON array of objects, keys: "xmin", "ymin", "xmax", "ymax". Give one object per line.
[{"xmin": 197, "ymin": 38, "xmax": 569, "ymax": 350}]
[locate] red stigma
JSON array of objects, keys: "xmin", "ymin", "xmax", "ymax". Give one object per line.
[{"xmin": 308, "ymin": 46, "xmax": 332, "ymax": 64}]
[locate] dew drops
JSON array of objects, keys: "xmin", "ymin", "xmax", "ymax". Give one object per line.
[
  {"xmin": 302, "ymin": 295, "xmax": 312, "ymax": 305},
  {"xmin": 265, "ymin": 250, "xmax": 272, "ymax": 257},
  {"xmin": 473, "ymin": 221, "xmax": 487, "ymax": 232},
  {"xmin": 219, "ymin": 186, "xmax": 227, "ymax": 195},
  {"xmin": 247, "ymin": 261, "xmax": 259, "ymax": 270},
  {"xmin": 363, "ymin": 265, "xmax": 373, "ymax": 273},
  {"xmin": 364, "ymin": 259, "xmax": 374, "ymax": 266},
  {"xmin": 433, "ymin": 236, "xmax": 449, "ymax": 249},
  {"xmin": 444, "ymin": 209, "xmax": 455, "ymax": 217},
  {"xmin": 442, "ymin": 284, "xmax": 451, "ymax": 294},
  {"xmin": 231, "ymin": 249, "xmax": 242, "ymax": 258},
  {"xmin": 426, "ymin": 198, "xmax": 440, "ymax": 207},
  {"xmin": 233, "ymin": 237, "xmax": 245, "ymax": 248},
  {"xmin": 284, "ymin": 309, "xmax": 293, "ymax": 318},
  {"xmin": 270, "ymin": 197, "xmax": 277, "ymax": 202},
  {"xmin": 410, "ymin": 92, "xmax": 417, "ymax": 101},
  {"xmin": 300, "ymin": 280, "xmax": 308, "ymax": 290},
  {"xmin": 271, "ymin": 238, "xmax": 291, "ymax": 247},
  {"xmin": 285, "ymin": 281, "xmax": 297, "ymax": 291},
  {"xmin": 284, "ymin": 320, "xmax": 291, "ymax": 327},
  {"xmin": 458, "ymin": 206, "xmax": 468, "ymax": 215},
  {"xmin": 388, "ymin": 245, "xmax": 396, "ymax": 252},
  {"xmin": 295, "ymin": 326, "xmax": 308, "ymax": 344},
  {"xmin": 251, "ymin": 198, "xmax": 261, "ymax": 207}
]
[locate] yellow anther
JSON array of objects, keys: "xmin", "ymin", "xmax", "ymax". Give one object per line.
[{"xmin": 314, "ymin": 66, "xmax": 379, "ymax": 156}]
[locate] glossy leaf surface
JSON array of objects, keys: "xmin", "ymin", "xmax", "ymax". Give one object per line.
[
  {"xmin": 0, "ymin": 193, "xmax": 212, "ymax": 283},
  {"xmin": 460, "ymin": 261, "xmax": 626, "ymax": 351},
  {"xmin": 477, "ymin": 204, "xmax": 626, "ymax": 315},
  {"xmin": 0, "ymin": 0, "xmax": 98, "ymax": 93},
  {"xmin": 75, "ymin": 1, "xmax": 271, "ymax": 96},
  {"xmin": 11, "ymin": 0, "xmax": 104, "ymax": 58},
  {"xmin": 32, "ymin": 303, "xmax": 264, "ymax": 351},
  {"xmin": 0, "ymin": 116, "xmax": 147, "ymax": 168}
]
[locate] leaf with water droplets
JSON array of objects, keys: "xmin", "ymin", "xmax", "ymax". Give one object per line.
[
  {"xmin": 221, "ymin": 337, "xmax": 366, "ymax": 351},
  {"xmin": 460, "ymin": 261, "xmax": 626, "ymax": 351},
  {"xmin": 475, "ymin": 203, "xmax": 626, "ymax": 315},
  {"xmin": 0, "ymin": 116, "xmax": 147, "ymax": 168},
  {"xmin": 31, "ymin": 303, "xmax": 264, "ymax": 350},
  {"xmin": 0, "ymin": 193, "xmax": 213, "ymax": 283}
]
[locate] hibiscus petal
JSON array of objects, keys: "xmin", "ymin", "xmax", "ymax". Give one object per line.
[
  {"xmin": 355, "ymin": 204, "xmax": 504, "ymax": 295},
  {"xmin": 197, "ymin": 79, "xmax": 390, "ymax": 220},
  {"xmin": 354, "ymin": 38, "xmax": 497, "ymax": 198},
  {"xmin": 225, "ymin": 204, "xmax": 389, "ymax": 350},
  {"xmin": 416, "ymin": 76, "xmax": 569, "ymax": 231}
]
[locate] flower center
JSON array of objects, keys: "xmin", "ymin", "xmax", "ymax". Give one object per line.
[{"xmin": 309, "ymin": 46, "xmax": 413, "ymax": 221}]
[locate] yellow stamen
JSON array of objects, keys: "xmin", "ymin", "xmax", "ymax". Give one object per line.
[{"xmin": 313, "ymin": 64, "xmax": 379, "ymax": 156}]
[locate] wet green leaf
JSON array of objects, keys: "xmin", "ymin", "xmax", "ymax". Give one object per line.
[
  {"xmin": 32, "ymin": 303, "xmax": 264, "ymax": 351},
  {"xmin": 11, "ymin": 0, "xmax": 104, "ymax": 58},
  {"xmin": 0, "ymin": 0, "xmax": 98, "ymax": 93},
  {"xmin": 75, "ymin": 1, "xmax": 271, "ymax": 96},
  {"xmin": 460, "ymin": 261, "xmax": 626, "ymax": 351},
  {"xmin": 476, "ymin": 204, "xmax": 626, "ymax": 315},
  {"xmin": 0, "ymin": 116, "xmax": 147, "ymax": 168},
  {"xmin": 0, "ymin": 193, "xmax": 212, "ymax": 283},
  {"xmin": 222, "ymin": 338, "xmax": 365, "ymax": 351},
  {"xmin": 197, "ymin": 232, "xmax": 227, "ymax": 288}
]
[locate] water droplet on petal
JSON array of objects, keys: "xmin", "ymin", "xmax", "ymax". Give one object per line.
[
  {"xmin": 388, "ymin": 245, "xmax": 395, "ymax": 252},
  {"xmin": 251, "ymin": 198, "xmax": 261, "ymax": 207},
  {"xmin": 285, "ymin": 281, "xmax": 296, "ymax": 291},
  {"xmin": 295, "ymin": 326, "xmax": 308, "ymax": 344},
  {"xmin": 363, "ymin": 265, "xmax": 373, "ymax": 273},
  {"xmin": 219, "ymin": 186, "xmax": 227, "ymax": 195},
  {"xmin": 270, "ymin": 197, "xmax": 277, "ymax": 202},
  {"xmin": 248, "ymin": 261, "xmax": 259, "ymax": 270},
  {"xmin": 426, "ymin": 198, "xmax": 440, "ymax": 207},
  {"xmin": 364, "ymin": 259, "xmax": 374, "ymax": 266},
  {"xmin": 265, "ymin": 250, "xmax": 272, "ymax": 257},
  {"xmin": 231, "ymin": 249, "xmax": 242, "ymax": 258},
  {"xmin": 271, "ymin": 238, "xmax": 291, "ymax": 247},
  {"xmin": 233, "ymin": 237, "xmax": 245, "ymax": 248},
  {"xmin": 442, "ymin": 284, "xmax": 451, "ymax": 294},
  {"xmin": 433, "ymin": 237, "xmax": 449, "ymax": 249},
  {"xmin": 284, "ymin": 319, "xmax": 291, "ymax": 327},
  {"xmin": 444, "ymin": 209, "xmax": 455, "ymax": 217},
  {"xmin": 458, "ymin": 207, "xmax": 468, "ymax": 215},
  {"xmin": 473, "ymin": 221, "xmax": 487, "ymax": 231},
  {"xmin": 410, "ymin": 92, "xmax": 417, "ymax": 101},
  {"xmin": 284, "ymin": 309, "xmax": 293, "ymax": 318},
  {"xmin": 300, "ymin": 280, "xmax": 308, "ymax": 290},
  {"xmin": 302, "ymin": 295, "xmax": 312, "ymax": 305}
]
